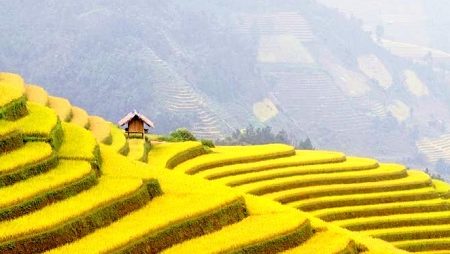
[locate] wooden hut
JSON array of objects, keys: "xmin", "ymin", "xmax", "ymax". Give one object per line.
[{"xmin": 118, "ymin": 110, "xmax": 155, "ymax": 138}]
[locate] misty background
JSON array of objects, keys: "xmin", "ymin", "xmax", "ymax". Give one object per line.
[{"xmin": 2, "ymin": 0, "xmax": 450, "ymax": 178}]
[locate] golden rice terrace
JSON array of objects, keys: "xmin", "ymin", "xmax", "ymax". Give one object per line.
[{"xmin": 0, "ymin": 72, "xmax": 449, "ymax": 253}]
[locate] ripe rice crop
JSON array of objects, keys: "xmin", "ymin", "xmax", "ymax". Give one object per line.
[
  {"xmin": 0, "ymin": 73, "xmax": 24, "ymax": 107},
  {"xmin": 334, "ymin": 210, "xmax": 450, "ymax": 231},
  {"xmin": 195, "ymin": 150, "xmax": 348, "ymax": 180},
  {"xmin": 127, "ymin": 138, "xmax": 147, "ymax": 161},
  {"xmin": 25, "ymin": 84, "xmax": 48, "ymax": 106},
  {"xmin": 0, "ymin": 160, "xmax": 96, "ymax": 220},
  {"xmin": 108, "ymin": 125, "xmax": 129, "ymax": 155},
  {"xmin": 147, "ymin": 141, "xmax": 206, "ymax": 169},
  {"xmin": 0, "ymin": 73, "xmax": 27, "ymax": 120},
  {"xmin": 174, "ymin": 144, "xmax": 295, "ymax": 174},
  {"xmin": 433, "ymin": 180, "xmax": 450, "ymax": 198},
  {"xmin": 290, "ymin": 187, "xmax": 439, "ymax": 211},
  {"xmin": 88, "ymin": 116, "xmax": 112, "ymax": 145},
  {"xmin": 0, "ymin": 142, "xmax": 53, "ymax": 175},
  {"xmin": 314, "ymin": 199, "xmax": 450, "ymax": 221},
  {"xmin": 362, "ymin": 224, "xmax": 450, "ymax": 242},
  {"xmin": 69, "ymin": 106, "xmax": 89, "ymax": 128},
  {"xmin": 48, "ymin": 96, "xmax": 72, "ymax": 122},
  {"xmin": 213, "ymin": 157, "xmax": 380, "ymax": 187},
  {"xmin": 0, "ymin": 177, "xmax": 151, "ymax": 254},
  {"xmin": 281, "ymin": 229, "xmax": 356, "ymax": 254},
  {"xmin": 45, "ymin": 192, "xmax": 245, "ymax": 253},
  {"xmin": 58, "ymin": 122, "xmax": 99, "ymax": 166},
  {"xmin": 234, "ymin": 163, "xmax": 407, "ymax": 195},
  {"xmin": 393, "ymin": 237, "xmax": 450, "ymax": 252},
  {"xmin": 263, "ymin": 170, "xmax": 431, "ymax": 203},
  {"xmin": 162, "ymin": 211, "xmax": 312, "ymax": 254}
]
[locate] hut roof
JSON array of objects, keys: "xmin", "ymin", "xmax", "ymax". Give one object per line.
[{"xmin": 118, "ymin": 110, "xmax": 155, "ymax": 128}]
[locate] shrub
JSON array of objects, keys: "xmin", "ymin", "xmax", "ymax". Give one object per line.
[
  {"xmin": 161, "ymin": 128, "xmax": 197, "ymax": 142},
  {"xmin": 201, "ymin": 139, "xmax": 215, "ymax": 148}
]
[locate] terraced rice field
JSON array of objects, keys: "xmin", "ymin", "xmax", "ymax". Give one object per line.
[
  {"xmin": 2, "ymin": 74, "xmax": 449, "ymax": 253},
  {"xmin": 168, "ymin": 142, "xmax": 450, "ymax": 253}
]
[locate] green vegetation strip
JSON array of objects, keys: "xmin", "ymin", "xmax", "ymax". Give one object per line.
[
  {"xmin": 0, "ymin": 178, "xmax": 162, "ymax": 254},
  {"xmin": 0, "ymin": 96, "xmax": 28, "ymax": 121},
  {"xmin": 0, "ymin": 160, "xmax": 97, "ymax": 221},
  {"xmin": 0, "ymin": 142, "xmax": 57, "ymax": 187},
  {"xmin": 315, "ymin": 199, "xmax": 450, "ymax": 221},
  {"xmin": 0, "ymin": 131, "xmax": 22, "ymax": 154}
]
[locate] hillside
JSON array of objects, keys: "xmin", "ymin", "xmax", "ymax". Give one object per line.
[
  {"xmin": 3, "ymin": 73, "xmax": 450, "ymax": 252},
  {"xmin": 5, "ymin": 1, "xmax": 450, "ymax": 174}
]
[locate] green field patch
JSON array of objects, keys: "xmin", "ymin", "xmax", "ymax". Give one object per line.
[
  {"xmin": 235, "ymin": 163, "xmax": 407, "ymax": 195},
  {"xmin": 196, "ymin": 150, "xmax": 349, "ymax": 180},
  {"xmin": 214, "ymin": 156, "xmax": 380, "ymax": 187},
  {"xmin": 0, "ymin": 160, "xmax": 97, "ymax": 221},
  {"xmin": 174, "ymin": 144, "xmax": 295, "ymax": 174},
  {"xmin": 0, "ymin": 130, "xmax": 22, "ymax": 154},
  {"xmin": 263, "ymin": 170, "xmax": 431, "ymax": 203}
]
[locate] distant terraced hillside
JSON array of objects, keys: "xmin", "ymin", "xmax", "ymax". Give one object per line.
[{"xmin": 3, "ymin": 73, "xmax": 418, "ymax": 253}]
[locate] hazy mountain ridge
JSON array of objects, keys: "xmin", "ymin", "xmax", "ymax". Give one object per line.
[{"xmin": 2, "ymin": 0, "xmax": 450, "ymax": 176}]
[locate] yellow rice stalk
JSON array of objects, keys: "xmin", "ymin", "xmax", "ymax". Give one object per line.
[
  {"xmin": 0, "ymin": 142, "xmax": 53, "ymax": 174},
  {"xmin": 334, "ymin": 210, "xmax": 450, "ymax": 231},
  {"xmin": 234, "ymin": 163, "xmax": 407, "ymax": 195},
  {"xmin": 48, "ymin": 96, "xmax": 72, "ymax": 122},
  {"xmin": 127, "ymin": 138, "xmax": 146, "ymax": 161},
  {"xmin": 361, "ymin": 223, "xmax": 450, "ymax": 242},
  {"xmin": 174, "ymin": 144, "xmax": 295, "ymax": 174},
  {"xmin": 108, "ymin": 124, "xmax": 127, "ymax": 153},
  {"xmin": 5, "ymin": 102, "xmax": 58, "ymax": 137},
  {"xmin": 0, "ymin": 119, "xmax": 17, "ymax": 137},
  {"xmin": 433, "ymin": 179, "xmax": 450, "ymax": 198},
  {"xmin": 25, "ymin": 84, "xmax": 48, "ymax": 105},
  {"xmin": 0, "ymin": 160, "xmax": 92, "ymax": 208},
  {"xmin": 147, "ymin": 141, "xmax": 205, "ymax": 169},
  {"xmin": 393, "ymin": 238, "xmax": 450, "ymax": 252},
  {"xmin": 0, "ymin": 177, "xmax": 143, "ymax": 243},
  {"xmin": 58, "ymin": 122, "xmax": 97, "ymax": 162},
  {"xmin": 313, "ymin": 199, "xmax": 450, "ymax": 221},
  {"xmin": 69, "ymin": 106, "xmax": 89, "ymax": 128},
  {"xmin": 195, "ymin": 150, "xmax": 349, "ymax": 180},
  {"xmin": 162, "ymin": 211, "xmax": 310, "ymax": 254},
  {"xmin": 0, "ymin": 72, "xmax": 24, "ymax": 106},
  {"xmin": 213, "ymin": 156, "xmax": 381, "ymax": 187},
  {"xmin": 88, "ymin": 116, "xmax": 112, "ymax": 144},
  {"xmin": 262, "ymin": 170, "xmax": 431, "ymax": 203},
  {"xmin": 281, "ymin": 229, "xmax": 356, "ymax": 254},
  {"xmin": 290, "ymin": 187, "xmax": 439, "ymax": 211}
]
